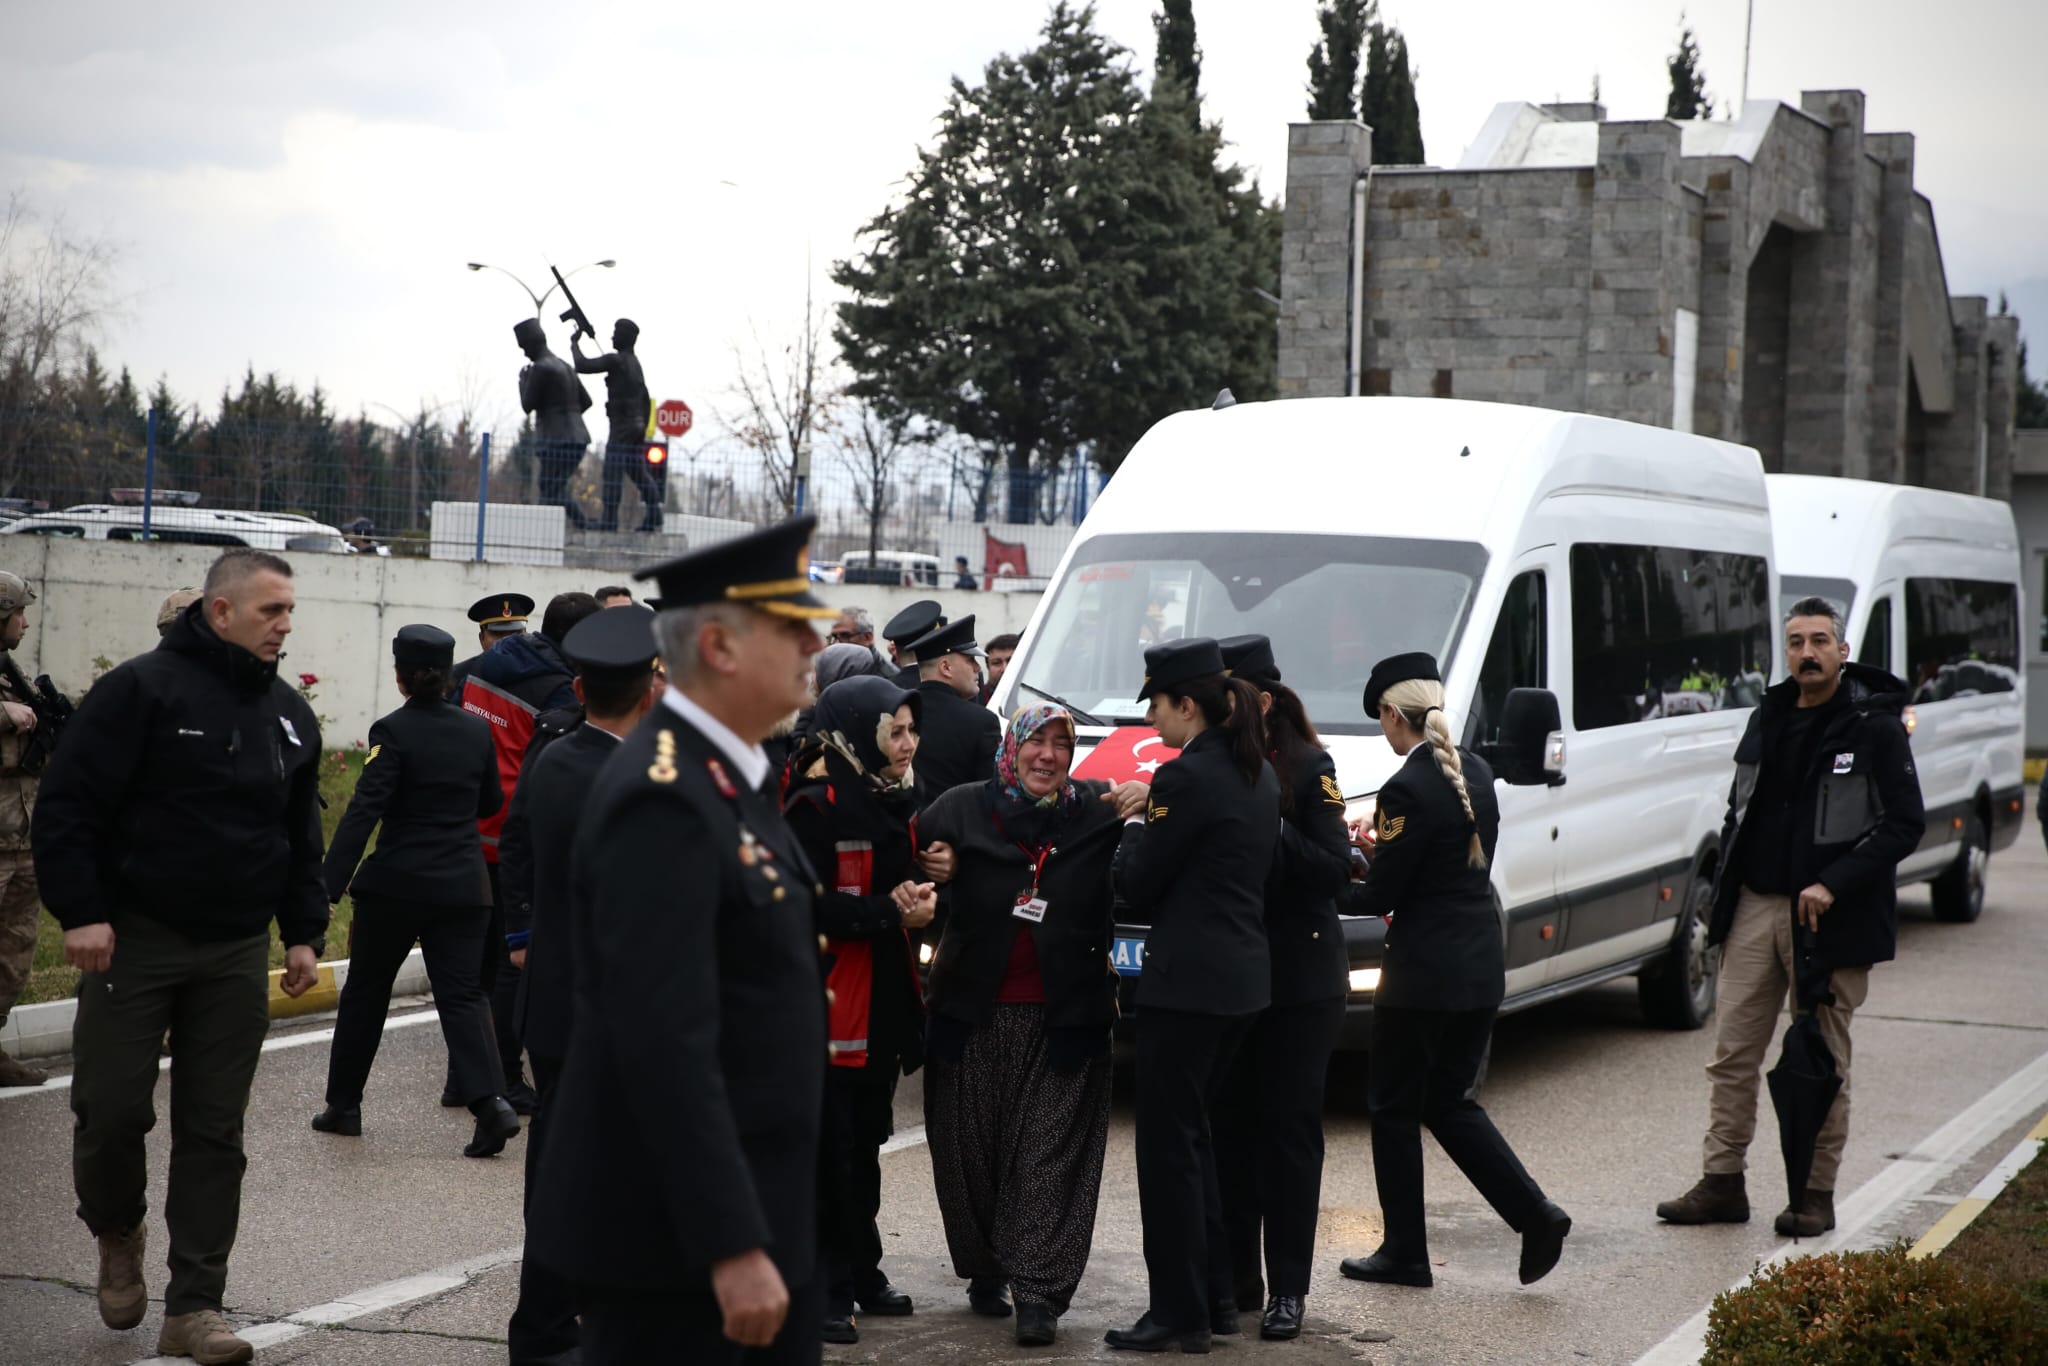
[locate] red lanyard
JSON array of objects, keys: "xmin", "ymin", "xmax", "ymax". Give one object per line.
[{"xmin": 989, "ymin": 810, "xmax": 1055, "ymax": 893}]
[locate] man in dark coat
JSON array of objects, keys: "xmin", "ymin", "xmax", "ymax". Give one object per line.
[
  {"xmin": 574, "ymin": 318, "xmax": 665, "ymax": 533},
  {"xmin": 502, "ymin": 605, "xmax": 660, "ymax": 1365},
  {"xmin": 907, "ymin": 615, "xmax": 1001, "ymax": 807},
  {"xmin": 882, "ymin": 600, "xmax": 944, "ymax": 688},
  {"xmin": 1657, "ymin": 596, "xmax": 1924, "ymax": 1238},
  {"xmin": 515, "ymin": 317, "xmax": 592, "ymax": 529},
  {"xmin": 450, "ymin": 592, "xmax": 534, "ymax": 698},
  {"xmin": 527, "ymin": 516, "xmax": 833, "ymax": 1364}
]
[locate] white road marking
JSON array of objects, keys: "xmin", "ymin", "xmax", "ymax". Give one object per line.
[
  {"xmin": 880, "ymin": 1122, "xmax": 927, "ymax": 1155},
  {"xmin": 0, "ymin": 1007, "xmax": 443, "ymax": 1102},
  {"xmin": 1632, "ymin": 1043, "xmax": 2048, "ymax": 1365},
  {"xmin": 125, "ymin": 1243, "xmax": 525, "ymax": 1365}
]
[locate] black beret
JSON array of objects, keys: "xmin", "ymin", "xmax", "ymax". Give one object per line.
[
  {"xmin": 1218, "ymin": 633, "xmax": 1280, "ymax": 685},
  {"xmin": 907, "ymin": 614, "xmax": 984, "ymax": 663},
  {"xmin": 883, "ymin": 599, "xmax": 945, "ymax": 646},
  {"xmin": 468, "ymin": 593, "xmax": 534, "ymax": 632},
  {"xmin": 634, "ymin": 515, "xmax": 836, "ymax": 620},
  {"xmin": 1136, "ymin": 637, "xmax": 1226, "ymax": 702},
  {"xmin": 393, "ymin": 623, "xmax": 456, "ymax": 667},
  {"xmin": 564, "ymin": 603, "xmax": 658, "ymax": 676},
  {"xmin": 1363, "ymin": 651, "xmax": 1442, "ymax": 717}
]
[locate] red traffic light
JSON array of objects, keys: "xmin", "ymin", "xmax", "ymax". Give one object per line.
[{"xmin": 645, "ymin": 443, "xmax": 668, "ymax": 466}]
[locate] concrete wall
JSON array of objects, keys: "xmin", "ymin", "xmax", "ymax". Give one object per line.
[{"xmin": 5, "ymin": 539, "xmax": 1041, "ymax": 748}]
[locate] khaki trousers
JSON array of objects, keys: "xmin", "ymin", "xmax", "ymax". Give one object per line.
[
  {"xmin": 0, "ymin": 852, "xmax": 40, "ymax": 1028},
  {"xmin": 1702, "ymin": 887, "xmax": 1869, "ymax": 1191}
]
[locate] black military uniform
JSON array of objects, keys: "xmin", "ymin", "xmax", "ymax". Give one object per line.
[
  {"xmin": 882, "ymin": 600, "xmax": 944, "ymax": 689},
  {"xmin": 527, "ymin": 519, "xmax": 835, "ymax": 1366},
  {"xmin": 1111, "ymin": 638, "xmax": 1280, "ymax": 1352},
  {"xmin": 905, "ymin": 615, "xmax": 1001, "ymax": 807},
  {"xmin": 449, "ymin": 592, "xmax": 533, "ymax": 698},
  {"xmin": 573, "ymin": 318, "xmax": 665, "ymax": 533},
  {"xmin": 502, "ymin": 605, "xmax": 657, "ymax": 1366},
  {"xmin": 312, "ymin": 625, "xmax": 519, "ymax": 1157},
  {"xmin": 1210, "ymin": 635, "xmax": 1351, "ymax": 1339},
  {"xmin": 1337, "ymin": 652, "xmax": 1569, "ymax": 1290}
]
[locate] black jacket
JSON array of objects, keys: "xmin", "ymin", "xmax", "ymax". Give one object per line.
[
  {"xmin": 1343, "ymin": 744, "xmax": 1503, "ymax": 1012},
  {"xmin": 322, "ymin": 696, "xmax": 500, "ymax": 908},
  {"xmin": 528, "ymin": 709, "xmax": 825, "ymax": 1291},
  {"xmin": 501, "ymin": 722, "xmax": 619, "ymax": 1059},
  {"xmin": 33, "ymin": 604, "xmax": 327, "ymax": 948},
  {"xmin": 1115, "ymin": 727, "xmax": 1279, "ymax": 1017},
  {"xmin": 1710, "ymin": 663, "xmax": 1925, "ymax": 971},
  {"xmin": 912, "ymin": 680, "xmax": 1002, "ymax": 807},
  {"xmin": 918, "ymin": 778, "xmax": 1123, "ymax": 1043},
  {"xmin": 466, "ymin": 632, "xmax": 578, "ymax": 714},
  {"xmin": 785, "ymin": 755, "xmax": 925, "ymax": 1074},
  {"xmin": 1266, "ymin": 741, "xmax": 1353, "ymax": 1005}
]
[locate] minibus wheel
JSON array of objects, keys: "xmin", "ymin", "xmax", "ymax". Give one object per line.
[
  {"xmin": 1639, "ymin": 871, "xmax": 1718, "ymax": 1030},
  {"xmin": 1929, "ymin": 807, "xmax": 1988, "ymax": 924}
]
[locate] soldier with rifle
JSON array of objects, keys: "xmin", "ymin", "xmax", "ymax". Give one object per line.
[{"xmin": 0, "ymin": 571, "xmax": 70, "ymax": 1087}]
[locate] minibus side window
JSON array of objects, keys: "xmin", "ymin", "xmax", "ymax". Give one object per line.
[
  {"xmin": 1859, "ymin": 598, "xmax": 1892, "ymax": 674},
  {"xmin": 1472, "ymin": 570, "xmax": 1546, "ymax": 745},
  {"xmin": 1569, "ymin": 544, "xmax": 1772, "ymax": 729},
  {"xmin": 1905, "ymin": 577, "xmax": 2018, "ymax": 701}
]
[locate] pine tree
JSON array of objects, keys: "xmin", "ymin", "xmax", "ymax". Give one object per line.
[
  {"xmin": 1305, "ymin": 0, "xmax": 1369, "ymax": 120},
  {"xmin": 1666, "ymin": 22, "xmax": 1710, "ymax": 120},
  {"xmin": 1379, "ymin": 30, "xmax": 1425, "ymax": 163},
  {"xmin": 1153, "ymin": 0, "xmax": 1201, "ymax": 108}
]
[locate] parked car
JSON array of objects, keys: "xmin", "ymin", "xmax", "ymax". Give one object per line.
[
  {"xmin": 0, "ymin": 503, "xmax": 356, "ymax": 553},
  {"xmin": 996, "ymin": 395, "xmax": 1781, "ymax": 1048},
  {"xmin": 1769, "ymin": 473, "xmax": 2027, "ymax": 923},
  {"xmin": 840, "ymin": 549, "xmax": 941, "ymax": 587}
]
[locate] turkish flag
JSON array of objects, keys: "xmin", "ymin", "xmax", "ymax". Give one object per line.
[
  {"xmin": 1071, "ymin": 726, "xmax": 1181, "ymax": 786},
  {"xmin": 983, "ymin": 531, "xmax": 1030, "ymax": 589}
]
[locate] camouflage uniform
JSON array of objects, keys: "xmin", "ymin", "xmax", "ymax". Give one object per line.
[{"xmin": 0, "ymin": 572, "xmax": 45, "ymax": 1081}]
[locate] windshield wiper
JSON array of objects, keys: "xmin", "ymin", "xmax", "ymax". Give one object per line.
[{"xmin": 1015, "ymin": 682, "xmax": 1110, "ymax": 728}]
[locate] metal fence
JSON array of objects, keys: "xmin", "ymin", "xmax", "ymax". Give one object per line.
[{"xmin": 0, "ymin": 408, "xmax": 1102, "ymax": 582}]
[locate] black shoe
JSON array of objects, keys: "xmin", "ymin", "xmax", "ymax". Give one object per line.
[
  {"xmin": 1209, "ymin": 1299, "xmax": 1240, "ymax": 1336},
  {"xmin": 1015, "ymin": 1304, "xmax": 1057, "ymax": 1347},
  {"xmin": 1105, "ymin": 1314, "xmax": 1210, "ymax": 1354},
  {"xmin": 1338, "ymin": 1249, "xmax": 1433, "ymax": 1287},
  {"xmin": 820, "ymin": 1315, "xmax": 858, "ymax": 1344},
  {"xmin": 463, "ymin": 1097, "xmax": 521, "ymax": 1158},
  {"xmin": 1260, "ymin": 1296, "xmax": 1303, "ymax": 1341},
  {"xmin": 637, "ymin": 517, "xmax": 664, "ymax": 534},
  {"xmin": 856, "ymin": 1283, "xmax": 913, "ymax": 1316},
  {"xmin": 1233, "ymin": 1276, "xmax": 1265, "ymax": 1313},
  {"xmin": 310, "ymin": 1104, "xmax": 361, "ymax": 1136},
  {"xmin": 439, "ymin": 1086, "xmax": 464, "ymax": 1108},
  {"xmin": 967, "ymin": 1277, "xmax": 1011, "ymax": 1317},
  {"xmin": 504, "ymin": 1083, "xmax": 539, "ymax": 1116},
  {"xmin": 1519, "ymin": 1201, "xmax": 1572, "ymax": 1285}
]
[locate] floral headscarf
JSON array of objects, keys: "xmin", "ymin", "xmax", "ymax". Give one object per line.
[{"xmin": 995, "ymin": 701, "xmax": 1078, "ymax": 811}]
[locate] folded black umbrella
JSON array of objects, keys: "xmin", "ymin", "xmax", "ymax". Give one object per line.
[{"xmin": 1767, "ymin": 922, "xmax": 1841, "ymax": 1221}]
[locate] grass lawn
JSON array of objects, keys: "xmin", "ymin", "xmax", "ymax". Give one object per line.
[
  {"xmin": 1944, "ymin": 1139, "xmax": 2048, "ymax": 1314},
  {"xmin": 20, "ymin": 748, "xmax": 371, "ymax": 1007}
]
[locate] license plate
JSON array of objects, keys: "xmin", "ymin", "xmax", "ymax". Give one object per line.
[{"xmin": 1112, "ymin": 935, "xmax": 1147, "ymax": 976}]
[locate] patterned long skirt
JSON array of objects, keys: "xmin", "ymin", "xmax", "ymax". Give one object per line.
[{"xmin": 923, "ymin": 1003, "xmax": 1113, "ymax": 1314}]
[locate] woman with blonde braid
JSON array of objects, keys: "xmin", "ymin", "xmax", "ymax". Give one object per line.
[{"xmin": 1336, "ymin": 653, "xmax": 1572, "ymax": 1293}]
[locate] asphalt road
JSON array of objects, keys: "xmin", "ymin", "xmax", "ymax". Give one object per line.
[{"xmin": 2, "ymin": 818, "xmax": 2043, "ymax": 1366}]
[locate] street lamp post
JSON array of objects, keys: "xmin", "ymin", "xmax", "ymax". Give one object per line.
[{"xmin": 465, "ymin": 259, "xmax": 617, "ymax": 321}]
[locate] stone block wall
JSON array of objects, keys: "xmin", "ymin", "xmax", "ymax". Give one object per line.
[{"xmin": 1277, "ymin": 121, "xmax": 1372, "ymax": 399}]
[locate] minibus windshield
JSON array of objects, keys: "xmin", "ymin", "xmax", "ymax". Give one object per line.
[{"xmin": 1010, "ymin": 532, "xmax": 1486, "ymax": 735}]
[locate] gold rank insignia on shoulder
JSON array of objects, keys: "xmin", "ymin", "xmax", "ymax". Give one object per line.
[
  {"xmin": 1147, "ymin": 803, "xmax": 1168, "ymax": 822},
  {"xmin": 363, "ymin": 744, "xmax": 382, "ymax": 766},
  {"xmin": 1376, "ymin": 810, "xmax": 1405, "ymax": 842},
  {"xmin": 647, "ymin": 729, "xmax": 679, "ymax": 784},
  {"xmin": 1320, "ymin": 774, "xmax": 1345, "ymax": 807}
]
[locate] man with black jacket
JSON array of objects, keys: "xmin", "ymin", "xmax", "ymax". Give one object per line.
[
  {"xmin": 1657, "ymin": 596, "xmax": 1925, "ymax": 1238},
  {"xmin": 34, "ymin": 549, "xmax": 326, "ymax": 1365},
  {"xmin": 907, "ymin": 615, "xmax": 1001, "ymax": 808}
]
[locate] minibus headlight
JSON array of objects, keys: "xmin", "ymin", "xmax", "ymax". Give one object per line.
[{"xmin": 1348, "ymin": 967, "xmax": 1381, "ymax": 994}]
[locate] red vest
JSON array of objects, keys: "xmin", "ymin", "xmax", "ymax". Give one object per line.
[
  {"xmin": 461, "ymin": 676, "xmax": 539, "ymax": 864},
  {"xmin": 824, "ymin": 834, "xmax": 921, "ymax": 1069}
]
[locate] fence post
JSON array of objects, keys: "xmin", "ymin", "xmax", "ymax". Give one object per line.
[
  {"xmin": 142, "ymin": 407, "xmax": 157, "ymax": 541},
  {"xmin": 474, "ymin": 432, "xmax": 491, "ymax": 563}
]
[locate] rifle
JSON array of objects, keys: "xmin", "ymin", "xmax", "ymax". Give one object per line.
[
  {"xmin": 552, "ymin": 266, "xmax": 598, "ymax": 342},
  {"xmin": 17, "ymin": 674, "xmax": 73, "ymax": 775}
]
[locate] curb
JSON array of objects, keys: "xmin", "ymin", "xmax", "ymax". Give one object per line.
[
  {"xmin": 1906, "ymin": 1107, "xmax": 2048, "ymax": 1260},
  {"xmin": 0, "ymin": 948, "xmax": 428, "ymax": 1061}
]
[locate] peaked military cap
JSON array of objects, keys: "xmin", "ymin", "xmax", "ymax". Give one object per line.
[
  {"xmin": 633, "ymin": 514, "xmax": 837, "ymax": 620},
  {"xmin": 1218, "ymin": 633, "xmax": 1280, "ymax": 686},
  {"xmin": 392, "ymin": 623, "xmax": 456, "ymax": 667},
  {"xmin": 468, "ymin": 593, "xmax": 534, "ymax": 633},
  {"xmin": 1136, "ymin": 637, "xmax": 1226, "ymax": 702},
  {"xmin": 907, "ymin": 614, "xmax": 984, "ymax": 663},
  {"xmin": 883, "ymin": 599, "xmax": 945, "ymax": 647},
  {"xmin": 564, "ymin": 602, "xmax": 658, "ymax": 677},
  {"xmin": 1363, "ymin": 651, "xmax": 1442, "ymax": 717},
  {"xmin": 513, "ymin": 317, "xmax": 546, "ymax": 349}
]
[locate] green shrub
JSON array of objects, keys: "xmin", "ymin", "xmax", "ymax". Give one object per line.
[{"xmin": 1703, "ymin": 1242, "xmax": 2047, "ymax": 1364}]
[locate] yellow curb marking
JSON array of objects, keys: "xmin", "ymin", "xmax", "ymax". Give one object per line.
[
  {"xmin": 266, "ymin": 963, "xmax": 340, "ymax": 1020},
  {"xmin": 1907, "ymin": 1197, "xmax": 1992, "ymax": 1260},
  {"xmin": 1906, "ymin": 1104, "xmax": 2048, "ymax": 1260}
]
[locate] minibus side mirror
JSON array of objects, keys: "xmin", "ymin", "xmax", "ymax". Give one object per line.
[{"xmin": 1491, "ymin": 687, "xmax": 1566, "ymax": 787}]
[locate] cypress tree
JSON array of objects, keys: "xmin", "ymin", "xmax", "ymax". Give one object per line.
[
  {"xmin": 1305, "ymin": 0, "xmax": 1368, "ymax": 120},
  {"xmin": 1666, "ymin": 22, "xmax": 1710, "ymax": 120}
]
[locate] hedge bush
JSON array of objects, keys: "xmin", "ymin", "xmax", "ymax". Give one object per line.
[{"xmin": 1703, "ymin": 1242, "xmax": 2047, "ymax": 1365}]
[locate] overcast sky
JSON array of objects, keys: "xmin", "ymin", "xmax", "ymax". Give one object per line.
[{"xmin": 3, "ymin": 0, "xmax": 2042, "ymax": 450}]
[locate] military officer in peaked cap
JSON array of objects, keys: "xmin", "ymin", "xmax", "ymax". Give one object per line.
[
  {"xmin": 905, "ymin": 614, "xmax": 1001, "ymax": 808},
  {"xmin": 450, "ymin": 592, "xmax": 535, "ymax": 697},
  {"xmin": 527, "ymin": 517, "xmax": 833, "ymax": 1364},
  {"xmin": 882, "ymin": 599, "xmax": 945, "ymax": 687}
]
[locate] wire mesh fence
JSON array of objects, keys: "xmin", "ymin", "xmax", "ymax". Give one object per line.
[{"xmin": 0, "ymin": 408, "xmax": 1101, "ymax": 585}]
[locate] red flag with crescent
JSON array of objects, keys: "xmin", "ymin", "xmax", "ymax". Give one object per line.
[{"xmin": 1070, "ymin": 726, "xmax": 1181, "ymax": 786}]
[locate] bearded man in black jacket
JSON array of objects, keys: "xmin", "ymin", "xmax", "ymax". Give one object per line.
[
  {"xmin": 1657, "ymin": 596, "xmax": 1925, "ymax": 1239},
  {"xmin": 34, "ymin": 548, "xmax": 327, "ymax": 1365}
]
